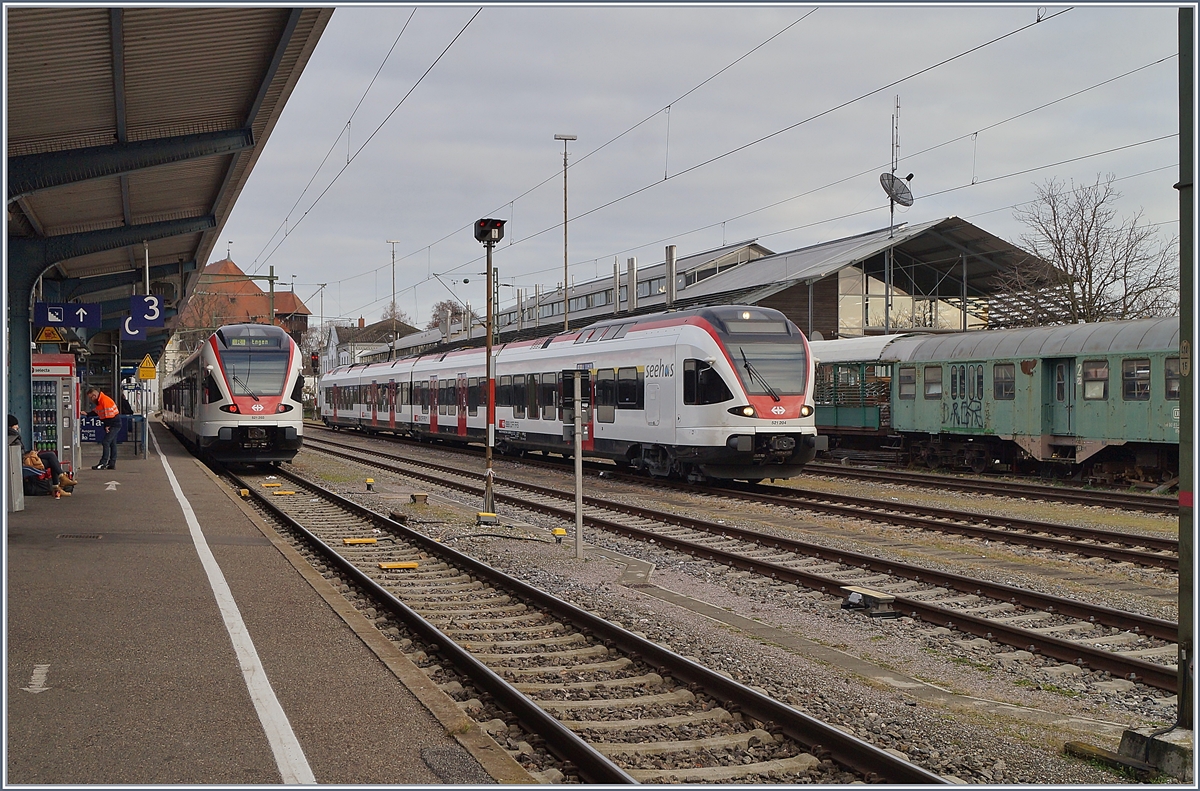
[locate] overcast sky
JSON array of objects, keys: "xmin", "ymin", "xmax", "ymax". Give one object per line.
[{"xmin": 218, "ymin": 3, "xmax": 1182, "ymax": 330}]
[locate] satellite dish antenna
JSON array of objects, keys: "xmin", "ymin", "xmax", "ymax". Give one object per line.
[{"xmin": 879, "ymin": 172, "xmax": 914, "ymax": 207}]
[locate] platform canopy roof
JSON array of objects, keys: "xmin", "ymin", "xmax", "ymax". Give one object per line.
[{"xmin": 6, "ymin": 6, "xmax": 334, "ymax": 362}]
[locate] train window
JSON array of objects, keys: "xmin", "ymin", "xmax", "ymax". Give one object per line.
[
  {"xmin": 923, "ymin": 366, "xmax": 942, "ymax": 399},
  {"xmin": 959, "ymin": 365, "xmax": 967, "ymax": 398},
  {"xmin": 574, "ymin": 330, "xmax": 593, "ymax": 344},
  {"xmin": 950, "ymin": 366, "xmax": 958, "ymax": 400},
  {"xmin": 292, "ymin": 374, "xmax": 304, "ymax": 404},
  {"xmin": 684, "ymin": 359, "xmax": 734, "ymax": 405},
  {"xmin": 202, "ymin": 372, "xmax": 222, "ymax": 404},
  {"xmin": 1166, "ymin": 357, "xmax": 1181, "ymax": 400},
  {"xmin": 498, "ymin": 375, "xmax": 512, "ymax": 408},
  {"xmin": 1123, "ymin": 358, "xmax": 1151, "ymax": 401},
  {"xmin": 612, "ymin": 323, "xmax": 635, "ymax": 339},
  {"xmin": 898, "ymin": 367, "xmax": 916, "ymax": 399},
  {"xmin": 976, "ymin": 365, "xmax": 984, "ymax": 401},
  {"xmin": 1082, "ymin": 360, "xmax": 1109, "ymax": 400},
  {"xmin": 993, "ymin": 364, "xmax": 1015, "ymax": 400},
  {"xmin": 523, "ymin": 374, "xmax": 538, "ymax": 420},
  {"xmin": 540, "ymin": 373, "xmax": 557, "ymax": 420},
  {"xmin": 512, "ymin": 375, "xmax": 527, "ymax": 419},
  {"xmin": 468, "ymin": 377, "xmax": 480, "ymax": 416},
  {"xmin": 617, "ymin": 367, "xmax": 644, "ymax": 409},
  {"xmin": 419, "ymin": 381, "xmax": 429, "ymax": 414},
  {"xmin": 595, "ymin": 369, "xmax": 617, "ymax": 423},
  {"xmin": 1055, "ymin": 364, "xmax": 1067, "ymax": 401},
  {"xmin": 438, "ymin": 381, "xmax": 449, "ymax": 415}
]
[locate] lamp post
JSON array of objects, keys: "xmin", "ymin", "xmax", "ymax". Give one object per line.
[
  {"xmin": 387, "ymin": 240, "xmax": 400, "ymax": 360},
  {"xmin": 474, "ymin": 219, "xmax": 506, "ymax": 514},
  {"xmin": 554, "ymin": 133, "xmax": 576, "ymax": 332}
]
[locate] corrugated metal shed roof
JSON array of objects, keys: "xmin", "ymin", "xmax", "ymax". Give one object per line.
[
  {"xmin": 884, "ymin": 317, "xmax": 1180, "ymax": 362},
  {"xmin": 7, "ymin": 6, "xmax": 333, "ymax": 361}
]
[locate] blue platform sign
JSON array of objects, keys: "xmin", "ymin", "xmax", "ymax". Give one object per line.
[
  {"xmin": 128, "ymin": 295, "xmax": 164, "ymax": 328},
  {"xmin": 120, "ymin": 317, "xmax": 147, "ymax": 341},
  {"xmin": 80, "ymin": 416, "xmax": 129, "ymax": 444},
  {"xmin": 35, "ymin": 302, "xmax": 102, "ymax": 328}
]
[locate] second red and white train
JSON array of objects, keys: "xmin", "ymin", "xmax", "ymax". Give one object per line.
[{"xmin": 319, "ymin": 305, "xmax": 821, "ymax": 482}]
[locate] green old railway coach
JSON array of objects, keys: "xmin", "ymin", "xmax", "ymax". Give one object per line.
[{"xmin": 811, "ymin": 317, "xmax": 1180, "ymax": 483}]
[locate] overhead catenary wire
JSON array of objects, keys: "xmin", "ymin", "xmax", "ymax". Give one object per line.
[
  {"xmin": 250, "ymin": 8, "xmax": 418, "ymax": 274},
  {"xmin": 253, "ymin": 7, "xmax": 482, "ymax": 272}
]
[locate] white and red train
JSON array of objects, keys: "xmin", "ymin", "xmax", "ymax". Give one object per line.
[
  {"xmin": 319, "ymin": 305, "xmax": 821, "ymax": 482},
  {"xmin": 162, "ymin": 323, "xmax": 305, "ymax": 463}
]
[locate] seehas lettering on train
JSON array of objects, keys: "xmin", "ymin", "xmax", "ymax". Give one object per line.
[{"xmin": 645, "ymin": 359, "xmax": 675, "ymax": 377}]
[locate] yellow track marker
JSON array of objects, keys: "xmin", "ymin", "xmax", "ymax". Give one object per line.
[
  {"xmin": 379, "ymin": 561, "xmax": 419, "ymax": 570},
  {"xmin": 343, "ymin": 538, "xmax": 377, "ymax": 545},
  {"xmin": 261, "ymin": 482, "xmax": 282, "ymax": 488},
  {"xmin": 272, "ymin": 490, "xmax": 296, "ymax": 496}
]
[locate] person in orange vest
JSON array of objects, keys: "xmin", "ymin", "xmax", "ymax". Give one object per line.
[{"xmin": 85, "ymin": 387, "xmax": 121, "ymax": 470}]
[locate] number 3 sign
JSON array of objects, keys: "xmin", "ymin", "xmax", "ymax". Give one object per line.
[{"xmin": 129, "ymin": 295, "xmax": 164, "ymax": 328}]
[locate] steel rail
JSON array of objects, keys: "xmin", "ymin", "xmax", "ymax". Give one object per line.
[
  {"xmin": 302, "ymin": 439, "xmax": 1179, "ymax": 692},
  {"xmin": 244, "ymin": 463, "xmax": 948, "ymax": 785},
  {"xmin": 804, "ymin": 463, "xmax": 1177, "ymax": 515},
  {"xmin": 224, "ymin": 466, "xmax": 636, "ymax": 785}
]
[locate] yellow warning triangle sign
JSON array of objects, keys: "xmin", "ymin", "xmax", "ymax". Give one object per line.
[
  {"xmin": 35, "ymin": 326, "xmax": 64, "ymax": 343},
  {"xmin": 137, "ymin": 354, "xmax": 157, "ymax": 380}
]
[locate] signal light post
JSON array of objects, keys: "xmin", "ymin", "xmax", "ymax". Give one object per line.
[{"xmin": 475, "ymin": 218, "xmax": 506, "ymax": 513}]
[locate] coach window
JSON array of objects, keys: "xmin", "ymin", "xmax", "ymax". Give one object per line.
[
  {"xmin": 540, "ymin": 373, "xmax": 558, "ymax": 420},
  {"xmin": 1122, "ymin": 358, "xmax": 1151, "ymax": 401},
  {"xmin": 684, "ymin": 359, "xmax": 733, "ymax": 405},
  {"xmin": 950, "ymin": 365, "xmax": 958, "ymax": 400},
  {"xmin": 1166, "ymin": 357, "xmax": 1181, "ymax": 400},
  {"xmin": 897, "ymin": 366, "xmax": 916, "ymax": 399},
  {"xmin": 993, "ymin": 363, "xmax": 1015, "ymax": 400},
  {"xmin": 975, "ymin": 365, "xmax": 983, "ymax": 400},
  {"xmin": 498, "ymin": 375, "xmax": 512, "ymax": 408},
  {"xmin": 524, "ymin": 374, "xmax": 539, "ymax": 420},
  {"xmin": 202, "ymin": 371, "xmax": 222, "ymax": 404},
  {"xmin": 617, "ymin": 367, "xmax": 644, "ymax": 409},
  {"xmin": 512, "ymin": 375, "xmax": 527, "ymax": 419},
  {"xmin": 595, "ymin": 369, "xmax": 617, "ymax": 423},
  {"xmin": 468, "ymin": 377, "xmax": 480, "ymax": 416},
  {"xmin": 420, "ymin": 381, "xmax": 430, "ymax": 414},
  {"xmin": 1082, "ymin": 360, "xmax": 1109, "ymax": 400},
  {"xmin": 923, "ymin": 366, "xmax": 942, "ymax": 399}
]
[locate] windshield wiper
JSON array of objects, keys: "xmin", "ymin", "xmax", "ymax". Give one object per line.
[
  {"xmin": 740, "ymin": 348, "xmax": 780, "ymax": 402},
  {"xmin": 231, "ymin": 372, "xmax": 259, "ymax": 400}
]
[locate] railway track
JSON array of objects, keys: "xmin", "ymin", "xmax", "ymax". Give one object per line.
[
  {"xmin": 309, "ymin": 429, "xmax": 1179, "ymax": 571},
  {"xmin": 301, "ymin": 435, "xmax": 1181, "ymax": 693},
  {"xmin": 804, "ymin": 462, "xmax": 1177, "ymax": 515},
  {"xmin": 226, "ymin": 463, "xmax": 945, "ymax": 785}
]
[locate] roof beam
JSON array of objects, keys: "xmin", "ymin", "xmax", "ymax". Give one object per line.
[
  {"xmin": 44, "ymin": 260, "xmax": 198, "ymax": 303},
  {"xmin": 9, "ymin": 215, "xmax": 216, "ymax": 274},
  {"xmin": 8, "ymin": 128, "xmax": 254, "ymax": 200}
]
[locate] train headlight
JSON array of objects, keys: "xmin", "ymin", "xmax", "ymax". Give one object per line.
[
  {"xmin": 276, "ymin": 404, "xmax": 293, "ymax": 413},
  {"xmin": 728, "ymin": 405, "xmax": 756, "ymax": 417},
  {"xmin": 799, "ymin": 404, "xmax": 814, "ymax": 417},
  {"xmin": 219, "ymin": 404, "xmax": 239, "ymax": 413}
]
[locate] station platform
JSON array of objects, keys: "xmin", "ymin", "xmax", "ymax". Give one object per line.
[{"xmin": 6, "ymin": 421, "xmax": 513, "ymax": 785}]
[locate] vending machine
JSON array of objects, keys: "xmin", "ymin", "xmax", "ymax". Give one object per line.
[{"xmin": 31, "ymin": 353, "xmax": 80, "ymax": 475}]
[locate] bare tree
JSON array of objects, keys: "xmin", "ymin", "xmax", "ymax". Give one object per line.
[
  {"xmin": 993, "ymin": 174, "xmax": 1178, "ymax": 327},
  {"xmin": 426, "ymin": 299, "xmax": 465, "ymax": 331},
  {"xmin": 381, "ymin": 300, "xmax": 412, "ymax": 325}
]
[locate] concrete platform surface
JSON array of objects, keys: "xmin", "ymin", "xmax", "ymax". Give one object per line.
[{"xmin": 6, "ymin": 423, "xmax": 494, "ymax": 784}]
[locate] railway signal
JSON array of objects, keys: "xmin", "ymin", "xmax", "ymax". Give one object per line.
[{"xmin": 475, "ymin": 219, "xmax": 506, "ymax": 514}]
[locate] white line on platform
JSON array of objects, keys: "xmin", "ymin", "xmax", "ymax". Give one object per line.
[{"xmin": 150, "ymin": 427, "xmax": 315, "ymax": 784}]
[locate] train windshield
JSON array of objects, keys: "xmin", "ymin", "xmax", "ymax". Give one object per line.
[
  {"xmin": 731, "ymin": 342, "xmax": 808, "ymax": 397},
  {"xmin": 705, "ymin": 308, "xmax": 808, "ymax": 397},
  {"xmin": 222, "ymin": 351, "xmax": 290, "ymax": 397}
]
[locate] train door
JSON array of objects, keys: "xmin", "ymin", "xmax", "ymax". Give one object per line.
[
  {"xmin": 387, "ymin": 380, "xmax": 396, "ymax": 431},
  {"xmin": 370, "ymin": 381, "xmax": 378, "ymax": 427},
  {"xmin": 1047, "ymin": 358, "xmax": 1075, "ymax": 435},
  {"xmin": 429, "ymin": 376, "xmax": 438, "ymax": 434},
  {"xmin": 457, "ymin": 374, "xmax": 468, "ymax": 436},
  {"xmin": 332, "ymin": 384, "xmax": 338, "ymax": 421},
  {"xmin": 646, "ymin": 383, "xmax": 660, "ymax": 426}
]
